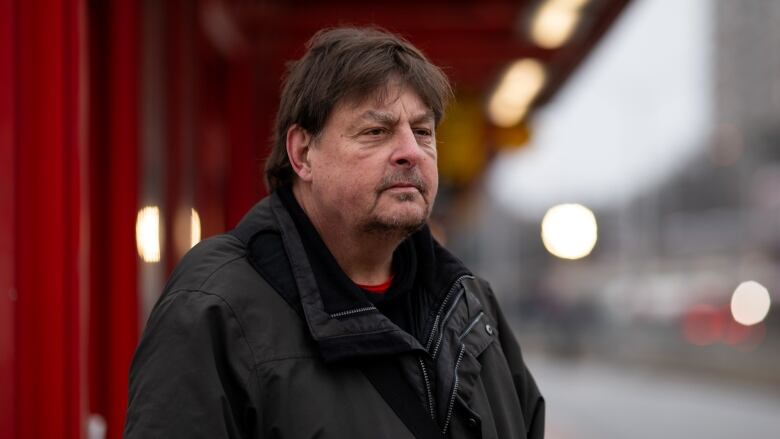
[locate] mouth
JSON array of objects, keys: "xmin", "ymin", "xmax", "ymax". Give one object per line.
[
  {"xmin": 376, "ymin": 171, "xmax": 428, "ymax": 197},
  {"xmin": 382, "ymin": 184, "xmax": 422, "ymax": 196}
]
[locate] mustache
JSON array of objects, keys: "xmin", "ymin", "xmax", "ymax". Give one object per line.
[{"xmin": 376, "ymin": 171, "xmax": 428, "ymax": 195}]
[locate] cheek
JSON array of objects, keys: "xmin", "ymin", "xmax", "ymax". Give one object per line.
[
  {"xmin": 428, "ymin": 176, "xmax": 439, "ymax": 201},
  {"xmin": 422, "ymin": 155, "xmax": 438, "ymax": 181},
  {"xmin": 321, "ymin": 166, "xmax": 374, "ymax": 202},
  {"xmin": 423, "ymin": 157, "xmax": 439, "ymax": 200}
]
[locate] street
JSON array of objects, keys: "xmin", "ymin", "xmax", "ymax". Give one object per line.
[{"xmin": 526, "ymin": 354, "xmax": 780, "ymax": 439}]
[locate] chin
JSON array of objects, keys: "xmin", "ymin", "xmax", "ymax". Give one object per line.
[
  {"xmin": 360, "ymin": 209, "xmax": 428, "ymax": 237},
  {"xmin": 360, "ymin": 220, "xmax": 426, "ymax": 238}
]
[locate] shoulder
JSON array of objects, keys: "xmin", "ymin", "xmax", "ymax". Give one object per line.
[
  {"xmin": 158, "ymin": 232, "xmax": 279, "ymax": 312},
  {"xmin": 162, "ymin": 233, "xmax": 247, "ymax": 293},
  {"xmin": 143, "ymin": 233, "xmax": 264, "ymax": 354},
  {"xmin": 160, "ymin": 196, "xmax": 280, "ymax": 298},
  {"xmin": 462, "ymin": 276, "xmax": 500, "ymax": 310},
  {"xmin": 146, "ymin": 232, "xmax": 313, "ymax": 364},
  {"xmin": 158, "ymin": 227, "xmax": 297, "ymax": 313}
]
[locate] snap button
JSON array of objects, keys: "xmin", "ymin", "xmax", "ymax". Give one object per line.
[
  {"xmin": 485, "ymin": 324, "xmax": 493, "ymax": 335},
  {"xmin": 468, "ymin": 417, "xmax": 478, "ymax": 428}
]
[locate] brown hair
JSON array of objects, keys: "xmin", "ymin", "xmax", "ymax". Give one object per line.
[{"xmin": 264, "ymin": 27, "xmax": 453, "ymax": 192}]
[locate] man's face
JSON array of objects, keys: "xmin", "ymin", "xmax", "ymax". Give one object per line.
[{"xmin": 306, "ymin": 82, "xmax": 439, "ymax": 237}]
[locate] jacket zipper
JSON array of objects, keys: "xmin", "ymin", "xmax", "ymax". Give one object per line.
[
  {"xmin": 329, "ymin": 305, "xmax": 376, "ymax": 319},
  {"xmin": 442, "ymin": 344, "xmax": 466, "ymax": 435},
  {"xmin": 431, "ymin": 289, "xmax": 465, "ymax": 359},
  {"xmin": 418, "ymin": 357, "xmax": 436, "ymax": 420},
  {"xmin": 417, "ymin": 274, "xmax": 473, "ymax": 428},
  {"xmin": 425, "ymin": 274, "xmax": 473, "ymax": 352}
]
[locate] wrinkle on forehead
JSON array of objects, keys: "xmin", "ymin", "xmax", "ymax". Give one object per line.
[
  {"xmin": 340, "ymin": 78, "xmax": 432, "ymax": 118},
  {"xmin": 342, "ymin": 85, "xmax": 434, "ymax": 131}
]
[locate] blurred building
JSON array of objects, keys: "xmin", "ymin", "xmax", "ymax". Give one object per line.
[{"xmin": 455, "ymin": 0, "xmax": 779, "ymax": 389}]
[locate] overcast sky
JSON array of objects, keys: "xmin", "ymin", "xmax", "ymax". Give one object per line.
[{"xmin": 488, "ymin": 0, "xmax": 714, "ymax": 219}]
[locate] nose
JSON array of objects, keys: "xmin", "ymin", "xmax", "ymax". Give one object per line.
[{"xmin": 390, "ymin": 126, "xmax": 423, "ymax": 168}]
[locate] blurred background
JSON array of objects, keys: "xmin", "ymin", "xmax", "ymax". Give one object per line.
[{"xmin": 1, "ymin": 0, "xmax": 778, "ymax": 438}]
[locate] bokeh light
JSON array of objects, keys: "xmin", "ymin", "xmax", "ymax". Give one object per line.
[
  {"xmin": 730, "ymin": 281, "xmax": 771, "ymax": 326},
  {"xmin": 191, "ymin": 208, "xmax": 202, "ymax": 248},
  {"xmin": 541, "ymin": 203, "xmax": 598, "ymax": 260},
  {"xmin": 530, "ymin": 0, "xmax": 590, "ymax": 49},
  {"xmin": 487, "ymin": 58, "xmax": 546, "ymax": 127},
  {"xmin": 135, "ymin": 206, "xmax": 161, "ymax": 263}
]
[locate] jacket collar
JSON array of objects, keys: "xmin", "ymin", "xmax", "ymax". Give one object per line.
[
  {"xmin": 234, "ymin": 189, "xmax": 471, "ymax": 363},
  {"xmin": 276, "ymin": 186, "xmax": 418, "ymax": 314}
]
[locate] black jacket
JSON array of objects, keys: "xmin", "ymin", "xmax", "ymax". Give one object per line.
[{"xmin": 125, "ymin": 191, "xmax": 544, "ymax": 438}]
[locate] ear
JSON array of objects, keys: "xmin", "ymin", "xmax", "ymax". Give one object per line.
[{"xmin": 286, "ymin": 124, "xmax": 314, "ymax": 182}]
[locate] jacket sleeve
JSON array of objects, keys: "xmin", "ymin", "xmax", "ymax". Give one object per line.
[
  {"xmin": 124, "ymin": 290, "xmax": 257, "ymax": 438},
  {"xmin": 486, "ymin": 285, "xmax": 546, "ymax": 439}
]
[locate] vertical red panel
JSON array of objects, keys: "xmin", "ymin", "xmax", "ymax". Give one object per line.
[
  {"xmin": 106, "ymin": 0, "xmax": 140, "ymax": 431},
  {"xmin": 197, "ymin": 59, "xmax": 229, "ymax": 238},
  {"xmin": 254, "ymin": 79, "xmax": 279, "ymax": 196},
  {"xmin": 165, "ymin": 0, "xmax": 198, "ymax": 271},
  {"xmin": 165, "ymin": 0, "xmax": 184, "ymax": 272},
  {"xmin": 17, "ymin": 0, "xmax": 66, "ymax": 435},
  {"xmin": 253, "ymin": 55, "xmax": 285, "ymax": 207},
  {"xmin": 15, "ymin": 0, "xmax": 86, "ymax": 437},
  {"xmin": 225, "ymin": 59, "xmax": 263, "ymax": 227},
  {"xmin": 105, "ymin": 0, "xmax": 140, "ymax": 436},
  {"xmin": 88, "ymin": 0, "xmax": 140, "ymax": 438},
  {"xmin": 87, "ymin": 0, "xmax": 111, "ymax": 428},
  {"xmin": 0, "ymin": 0, "xmax": 17, "ymax": 437},
  {"xmin": 68, "ymin": 0, "xmax": 90, "ymax": 434}
]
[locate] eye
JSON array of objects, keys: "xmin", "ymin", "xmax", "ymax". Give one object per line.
[
  {"xmin": 414, "ymin": 128, "xmax": 433, "ymax": 137},
  {"xmin": 362, "ymin": 127, "xmax": 387, "ymax": 137}
]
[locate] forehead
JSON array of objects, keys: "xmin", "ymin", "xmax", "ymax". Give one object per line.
[{"xmin": 333, "ymin": 82, "xmax": 433, "ymax": 122}]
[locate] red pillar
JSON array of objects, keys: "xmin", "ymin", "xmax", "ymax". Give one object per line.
[
  {"xmin": 88, "ymin": 1, "xmax": 141, "ymax": 438},
  {"xmin": 164, "ymin": 0, "xmax": 198, "ymax": 270},
  {"xmin": 225, "ymin": 58, "xmax": 264, "ymax": 227},
  {"xmin": 196, "ymin": 58, "xmax": 230, "ymax": 238},
  {"xmin": 0, "ymin": 0, "xmax": 18, "ymax": 437},
  {"xmin": 12, "ymin": 0, "xmax": 88, "ymax": 437}
]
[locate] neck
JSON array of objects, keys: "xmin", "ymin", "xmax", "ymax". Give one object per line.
[{"xmin": 292, "ymin": 184, "xmax": 402, "ymax": 285}]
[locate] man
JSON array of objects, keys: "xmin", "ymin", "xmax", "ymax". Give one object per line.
[{"xmin": 125, "ymin": 27, "xmax": 544, "ymax": 438}]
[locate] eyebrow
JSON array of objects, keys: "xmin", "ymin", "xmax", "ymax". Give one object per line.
[{"xmin": 359, "ymin": 109, "xmax": 435, "ymax": 127}]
